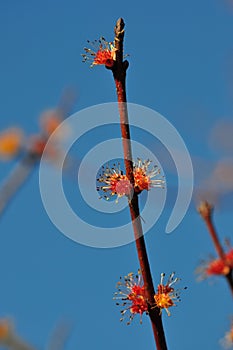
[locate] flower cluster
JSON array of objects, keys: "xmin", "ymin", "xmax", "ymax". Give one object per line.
[
  {"xmin": 0, "ymin": 319, "xmax": 32, "ymax": 349},
  {"xmin": 196, "ymin": 248, "xmax": 233, "ymax": 279},
  {"xmin": 97, "ymin": 159, "xmax": 164, "ymax": 202},
  {"xmin": 40, "ymin": 109, "xmax": 63, "ymax": 137},
  {"xmin": 97, "ymin": 162, "xmax": 132, "ymax": 202},
  {"xmin": 114, "ymin": 270, "xmax": 185, "ymax": 324},
  {"xmin": 221, "ymin": 321, "xmax": 233, "ymax": 349},
  {"xmin": 154, "ymin": 272, "xmax": 185, "ymax": 316},
  {"xmin": 114, "ymin": 270, "xmax": 148, "ymax": 325},
  {"xmin": 82, "ymin": 37, "xmax": 116, "ymax": 68},
  {"xmin": 0, "ymin": 128, "xmax": 24, "ymax": 160},
  {"xmin": 0, "ymin": 109, "xmax": 66, "ymax": 162},
  {"xmin": 133, "ymin": 159, "xmax": 165, "ymax": 193},
  {"xmin": 28, "ymin": 109, "xmax": 64, "ymax": 159},
  {"xmin": 0, "ymin": 319, "xmax": 10, "ymax": 342}
]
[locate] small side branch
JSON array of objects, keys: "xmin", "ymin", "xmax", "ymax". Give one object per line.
[{"xmin": 198, "ymin": 201, "xmax": 233, "ymax": 296}]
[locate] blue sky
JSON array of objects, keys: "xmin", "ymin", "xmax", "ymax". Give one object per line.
[{"xmin": 0, "ymin": 1, "xmax": 233, "ymax": 349}]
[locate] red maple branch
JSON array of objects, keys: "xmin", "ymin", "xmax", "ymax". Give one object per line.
[
  {"xmin": 198, "ymin": 201, "xmax": 233, "ymax": 296},
  {"xmin": 108, "ymin": 18, "xmax": 168, "ymax": 350}
]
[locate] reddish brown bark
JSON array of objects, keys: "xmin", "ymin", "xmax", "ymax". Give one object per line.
[{"xmin": 108, "ymin": 18, "xmax": 168, "ymax": 350}]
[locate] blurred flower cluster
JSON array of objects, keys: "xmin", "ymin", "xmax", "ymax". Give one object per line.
[{"xmin": 0, "ymin": 109, "xmax": 65, "ymax": 163}]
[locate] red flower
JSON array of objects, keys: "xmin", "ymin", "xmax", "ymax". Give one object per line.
[
  {"xmin": 27, "ymin": 135, "xmax": 60, "ymax": 161},
  {"xmin": 114, "ymin": 270, "xmax": 148, "ymax": 325},
  {"xmin": 0, "ymin": 319, "xmax": 10, "ymax": 341},
  {"xmin": 0, "ymin": 128, "xmax": 23, "ymax": 160},
  {"xmin": 221, "ymin": 321, "xmax": 233, "ymax": 349},
  {"xmin": 97, "ymin": 162, "xmax": 133, "ymax": 202},
  {"xmin": 39, "ymin": 109, "xmax": 62, "ymax": 137},
  {"xmin": 197, "ymin": 248, "xmax": 233, "ymax": 279},
  {"xmin": 154, "ymin": 272, "xmax": 186, "ymax": 316},
  {"xmin": 133, "ymin": 159, "xmax": 165, "ymax": 193},
  {"xmin": 82, "ymin": 37, "xmax": 116, "ymax": 68}
]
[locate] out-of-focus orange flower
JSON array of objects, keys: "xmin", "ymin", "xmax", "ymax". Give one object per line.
[
  {"xmin": 40, "ymin": 109, "xmax": 62, "ymax": 136},
  {"xmin": 0, "ymin": 128, "xmax": 23, "ymax": 160},
  {"xmin": 28, "ymin": 135, "xmax": 47, "ymax": 157},
  {"xmin": 0, "ymin": 319, "xmax": 10, "ymax": 340},
  {"xmin": 28, "ymin": 135, "xmax": 59, "ymax": 160},
  {"xmin": 205, "ymin": 258, "xmax": 230, "ymax": 276},
  {"xmin": 221, "ymin": 321, "xmax": 233, "ymax": 349},
  {"xmin": 197, "ymin": 248, "xmax": 233, "ymax": 279}
]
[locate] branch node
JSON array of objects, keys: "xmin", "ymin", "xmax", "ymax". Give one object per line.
[
  {"xmin": 123, "ymin": 60, "xmax": 129, "ymax": 70},
  {"xmin": 114, "ymin": 18, "xmax": 125, "ymax": 37}
]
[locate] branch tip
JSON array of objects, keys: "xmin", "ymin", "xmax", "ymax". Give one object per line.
[
  {"xmin": 115, "ymin": 18, "xmax": 125, "ymax": 36},
  {"xmin": 198, "ymin": 200, "xmax": 213, "ymax": 220}
]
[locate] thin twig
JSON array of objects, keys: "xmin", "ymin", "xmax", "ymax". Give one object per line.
[
  {"xmin": 46, "ymin": 320, "xmax": 73, "ymax": 350},
  {"xmin": 0, "ymin": 154, "xmax": 38, "ymax": 216}
]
